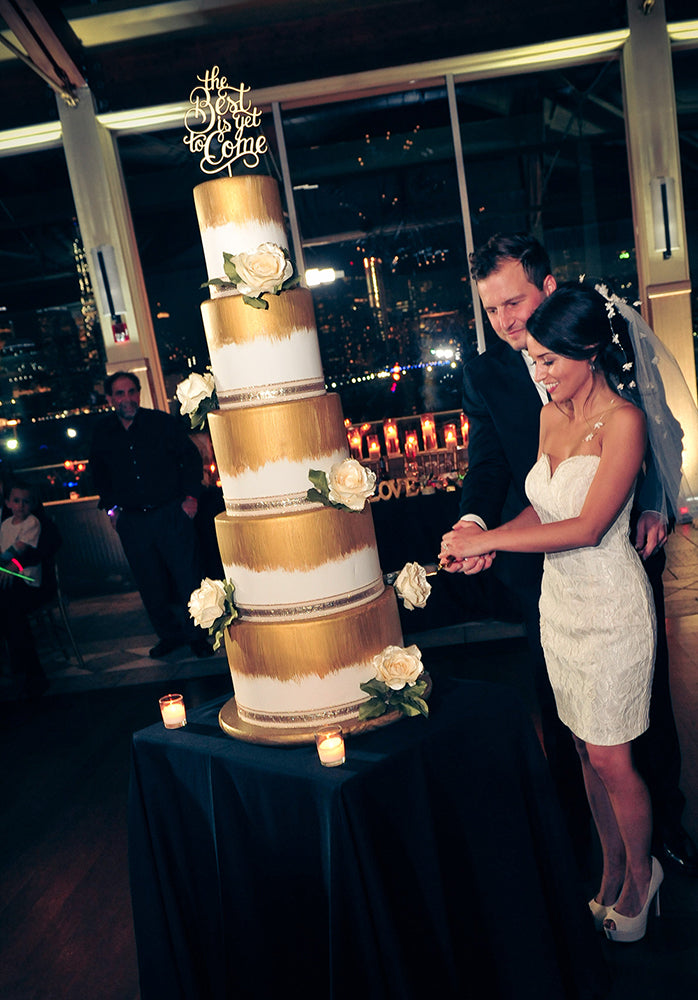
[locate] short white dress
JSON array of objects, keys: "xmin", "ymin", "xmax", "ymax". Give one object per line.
[{"xmin": 525, "ymin": 454, "xmax": 656, "ymax": 745}]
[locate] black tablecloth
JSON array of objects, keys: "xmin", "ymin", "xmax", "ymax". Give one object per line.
[{"xmin": 129, "ymin": 679, "xmax": 608, "ymax": 1000}]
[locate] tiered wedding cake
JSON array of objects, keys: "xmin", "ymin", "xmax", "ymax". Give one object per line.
[{"xmin": 193, "ymin": 174, "xmax": 404, "ymax": 737}]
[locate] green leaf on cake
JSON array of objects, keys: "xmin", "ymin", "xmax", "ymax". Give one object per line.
[
  {"xmin": 222, "ymin": 252, "xmax": 242, "ymax": 284},
  {"xmin": 242, "ymin": 294, "xmax": 270, "ymax": 310},
  {"xmin": 360, "ymin": 678, "xmax": 389, "ymax": 698},
  {"xmin": 358, "ymin": 698, "xmax": 388, "ymax": 720},
  {"xmin": 306, "ymin": 487, "xmax": 328, "ymax": 505}
]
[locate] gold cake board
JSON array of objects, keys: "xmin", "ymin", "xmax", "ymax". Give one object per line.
[{"xmin": 218, "ymin": 675, "xmax": 431, "ymax": 746}]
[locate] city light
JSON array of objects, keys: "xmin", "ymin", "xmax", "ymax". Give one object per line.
[
  {"xmin": 66, "ymin": 427, "xmax": 77, "ymax": 438},
  {"xmin": 5, "ymin": 439, "xmax": 18, "ymax": 451},
  {"xmin": 306, "ymin": 268, "xmax": 337, "ymax": 287}
]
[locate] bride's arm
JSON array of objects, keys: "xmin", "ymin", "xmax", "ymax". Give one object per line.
[{"xmin": 457, "ymin": 405, "xmax": 646, "ymax": 557}]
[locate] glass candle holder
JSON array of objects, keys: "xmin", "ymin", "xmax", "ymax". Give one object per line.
[
  {"xmin": 347, "ymin": 428, "xmax": 363, "ymax": 460},
  {"xmin": 460, "ymin": 412, "xmax": 469, "ymax": 447},
  {"xmin": 420, "ymin": 413, "xmax": 437, "ymax": 451},
  {"xmin": 404, "ymin": 432, "xmax": 419, "ymax": 460},
  {"xmin": 383, "ymin": 420, "xmax": 399, "ymax": 455},
  {"xmin": 159, "ymin": 693, "xmax": 187, "ymax": 729},
  {"xmin": 366, "ymin": 434, "xmax": 381, "ymax": 460},
  {"xmin": 315, "ymin": 726, "xmax": 346, "ymax": 766},
  {"xmin": 443, "ymin": 423, "xmax": 458, "ymax": 451}
]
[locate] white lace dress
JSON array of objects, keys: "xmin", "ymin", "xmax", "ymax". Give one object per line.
[{"xmin": 525, "ymin": 454, "xmax": 656, "ymax": 746}]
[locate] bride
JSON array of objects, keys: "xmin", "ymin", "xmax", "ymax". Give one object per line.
[{"xmin": 440, "ymin": 283, "xmax": 666, "ymax": 942}]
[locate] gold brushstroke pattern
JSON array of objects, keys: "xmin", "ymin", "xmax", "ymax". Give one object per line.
[
  {"xmin": 216, "ymin": 505, "xmax": 378, "ymax": 571},
  {"xmin": 201, "ymin": 289, "xmax": 317, "ymax": 350},
  {"xmin": 208, "ymin": 393, "xmax": 347, "ymax": 475},
  {"xmin": 223, "ymin": 587, "xmax": 403, "ymax": 681},
  {"xmin": 218, "ymin": 380, "xmax": 326, "ymax": 408},
  {"xmin": 194, "ymin": 175, "xmax": 284, "ymax": 232}
]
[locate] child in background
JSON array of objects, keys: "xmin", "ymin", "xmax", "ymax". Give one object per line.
[{"xmin": 0, "ymin": 482, "xmax": 47, "ymax": 696}]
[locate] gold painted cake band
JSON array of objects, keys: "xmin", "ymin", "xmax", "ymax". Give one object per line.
[
  {"xmin": 218, "ymin": 379, "xmax": 326, "ymax": 408},
  {"xmin": 236, "ymin": 579, "xmax": 385, "ymax": 621},
  {"xmin": 194, "ymin": 175, "xmax": 285, "ymax": 232},
  {"xmin": 237, "ymin": 698, "xmax": 368, "ymax": 727}
]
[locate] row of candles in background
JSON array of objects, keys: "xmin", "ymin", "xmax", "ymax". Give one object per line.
[
  {"xmin": 159, "ymin": 693, "xmax": 346, "ymax": 765},
  {"xmin": 345, "ymin": 411, "xmax": 469, "ymax": 481},
  {"xmin": 346, "ymin": 411, "xmax": 469, "ymax": 462}
]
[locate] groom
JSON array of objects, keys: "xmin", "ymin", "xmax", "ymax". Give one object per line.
[{"xmin": 441, "ymin": 232, "xmax": 697, "ymax": 875}]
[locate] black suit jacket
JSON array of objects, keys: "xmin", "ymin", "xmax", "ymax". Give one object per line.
[{"xmin": 458, "ymin": 340, "xmax": 543, "ymax": 594}]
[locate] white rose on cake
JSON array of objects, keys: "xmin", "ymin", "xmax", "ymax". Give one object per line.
[
  {"xmin": 373, "ymin": 644, "xmax": 424, "ymax": 690},
  {"xmin": 394, "ymin": 562, "xmax": 431, "ymax": 610},
  {"xmin": 327, "ymin": 459, "xmax": 376, "ymax": 511},
  {"xmin": 188, "ymin": 578, "xmax": 227, "ymax": 629},
  {"xmin": 176, "ymin": 371, "xmax": 215, "ymax": 416},
  {"xmin": 231, "ymin": 243, "xmax": 293, "ymax": 297}
]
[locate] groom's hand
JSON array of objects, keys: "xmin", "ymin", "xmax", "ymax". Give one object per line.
[
  {"xmin": 439, "ymin": 520, "xmax": 495, "ymax": 575},
  {"xmin": 634, "ymin": 510, "xmax": 667, "ymax": 560}
]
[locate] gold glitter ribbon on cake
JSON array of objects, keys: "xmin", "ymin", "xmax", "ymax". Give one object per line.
[
  {"xmin": 235, "ymin": 579, "xmax": 384, "ymax": 621},
  {"xmin": 218, "ymin": 378, "xmax": 326, "ymax": 408}
]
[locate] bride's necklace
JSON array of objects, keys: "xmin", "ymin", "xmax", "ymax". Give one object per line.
[{"xmin": 582, "ymin": 398, "xmax": 617, "ymax": 443}]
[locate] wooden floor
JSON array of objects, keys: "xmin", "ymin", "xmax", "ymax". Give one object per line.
[{"xmin": 2, "ymin": 528, "xmax": 698, "ymax": 998}]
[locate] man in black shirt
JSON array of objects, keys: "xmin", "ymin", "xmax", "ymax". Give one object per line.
[{"xmin": 90, "ymin": 371, "xmax": 213, "ymax": 659}]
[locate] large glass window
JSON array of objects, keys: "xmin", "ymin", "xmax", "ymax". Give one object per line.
[
  {"xmin": 456, "ymin": 60, "xmax": 637, "ymax": 321},
  {"xmin": 673, "ymin": 46, "xmax": 698, "ymax": 347},
  {"xmin": 281, "ymin": 87, "xmax": 472, "ymax": 423}
]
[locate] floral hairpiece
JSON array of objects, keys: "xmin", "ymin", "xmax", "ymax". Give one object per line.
[{"xmin": 592, "ymin": 281, "xmax": 636, "ymax": 391}]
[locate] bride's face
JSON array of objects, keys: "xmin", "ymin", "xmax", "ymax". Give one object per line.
[{"xmin": 526, "ymin": 334, "xmax": 593, "ymax": 403}]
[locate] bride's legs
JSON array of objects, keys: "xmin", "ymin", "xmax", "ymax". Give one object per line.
[
  {"xmin": 573, "ymin": 735, "xmax": 625, "ymax": 905},
  {"xmin": 581, "ymin": 738, "xmax": 653, "ymax": 916}
]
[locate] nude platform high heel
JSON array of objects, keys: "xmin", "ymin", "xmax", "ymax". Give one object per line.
[{"xmin": 603, "ymin": 856, "xmax": 664, "ymax": 943}]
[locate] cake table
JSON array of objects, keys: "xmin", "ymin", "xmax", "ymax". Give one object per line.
[{"xmin": 128, "ymin": 678, "xmax": 608, "ymax": 999}]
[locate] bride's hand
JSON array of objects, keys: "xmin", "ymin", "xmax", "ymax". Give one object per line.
[{"xmin": 439, "ymin": 522, "xmax": 496, "ymax": 574}]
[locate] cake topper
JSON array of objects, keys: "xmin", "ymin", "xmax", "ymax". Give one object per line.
[{"xmin": 183, "ymin": 67, "xmax": 268, "ymax": 175}]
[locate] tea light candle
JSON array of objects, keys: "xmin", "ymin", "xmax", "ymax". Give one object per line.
[
  {"xmin": 367, "ymin": 434, "xmax": 381, "ymax": 460},
  {"xmin": 159, "ymin": 693, "xmax": 187, "ymax": 729},
  {"xmin": 315, "ymin": 727, "xmax": 345, "ymax": 766},
  {"xmin": 420, "ymin": 414, "xmax": 437, "ymax": 451}
]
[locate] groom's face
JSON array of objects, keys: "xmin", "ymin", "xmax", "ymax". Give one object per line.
[{"xmin": 477, "ymin": 258, "xmax": 556, "ymax": 352}]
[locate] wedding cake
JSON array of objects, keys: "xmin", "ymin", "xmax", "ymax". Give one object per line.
[{"xmin": 193, "ymin": 174, "xmax": 404, "ymax": 735}]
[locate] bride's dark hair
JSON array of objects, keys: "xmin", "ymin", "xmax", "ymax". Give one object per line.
[{"xmin": 526, "ymin": 282, "xmax": 632, "ymax": 390}]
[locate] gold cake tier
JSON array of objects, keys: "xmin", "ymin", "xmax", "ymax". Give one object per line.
[
  {"xmin": 201, "ymin": 287, "xmax": 324, "ymax": 406},
  {"xmin": 193, "ymin": 174, "xmax": 285, "ymax": 234},
  {"xmin": 201, "ymin": 286, "xmax": 316, "ymax": 351},
  {"xmin": 216, "ymin": 503, "xmax": 377, "ymax": 571},
  {"xmin": 215, "ymin": 505, "xmax": 383, "ymax": 619},
  {"xmin": 208, "ymin": 392, "xmax": 347, "ymax": 475},
  {"xmin": 224, "ymin": 585, "xmax": 403, "ymax": 682}
]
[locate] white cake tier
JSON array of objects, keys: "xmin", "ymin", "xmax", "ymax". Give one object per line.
[
  {"xmin": 194, "ymin": 176, "xmax": 289, "ymax": 299},
  {"xmin": 201, "ymin": 289, "xmax": 324, "ymax": 408},
  {"xmin": 216, "ymin": 506, "xmax": 383, "ymax": 620},
  {"xmin": 225, "ymin": 587, "xmax": 404, "ymax": 728},
  {"xmin": 207, "ymin": 393, "xmax": 350, "ymax": 515}
]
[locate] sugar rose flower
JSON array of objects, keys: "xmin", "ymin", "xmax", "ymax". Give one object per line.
[
  {"xmin": 327, "ymin": 458, "xmax": 376, "ymax": 511},
  {"xmin": 232, "ymin": 243, "xmax": 293, "ymax": 297},
  {"xmin": 188, "ymin": 578, "xmax": 226, "ymax": 629},
  {"xmin": 176, "ymin": 371, "xmax": 215, "ymax": 415},
  {"xmin": 373, "ymin": 644, "xmax": 423, "ymax": 690},
  {"xmin": 394, "ymin": 562, "xmax": 431, "ymax": 610}
]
